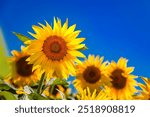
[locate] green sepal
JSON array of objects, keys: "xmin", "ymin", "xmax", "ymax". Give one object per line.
[{"xmin": 12, "ymin": 32, "xmax": 31, "ymax": 42}]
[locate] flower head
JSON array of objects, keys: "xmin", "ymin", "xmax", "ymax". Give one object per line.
[
  {"xmin": 138, "ymin": 77, "xmax": 150, "ymax": 100},
  {"xmin": 26, "ymin": 18, "xmax": 86, "ymax": 79},
  {"xmin": 74, "ymin": 55, "xmax": 110, "ymax": 92},
  {"xmin": 106, "ymin": 57, "xmax": 137, "ymax": 100},
  {"xmin": 5, "ymin": 47, "xmax": 40, "ymax": 88}
]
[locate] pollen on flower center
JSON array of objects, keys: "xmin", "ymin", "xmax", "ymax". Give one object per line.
[
  {"xmin": 83, "ymin": 66, "xmax": 101, "ymax": 84},
  {"xmin": 16, "ymin": 56, "xmax": 33, "ymax": 77},
  {"xmin": 42, "ymin": 36, "xmax": 67, "ymax": 61},
  {"xmin": 111, "ymin": 69, "xmax": 127, "ymax": 89}
]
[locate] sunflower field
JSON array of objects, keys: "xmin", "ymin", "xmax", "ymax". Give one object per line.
[{"xmin": 0, "ymin": 18, "xmax": 150, "ymax": 100}]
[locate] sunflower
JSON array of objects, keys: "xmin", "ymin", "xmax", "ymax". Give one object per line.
[
  {"xmin": 73, "ymin": 55, "xmax": 110, "ymax": 92},
  {"xmin": 43, "ymin": 85, "xmax": 71, "ymax": 99},
  {"xmin": 5, "ymin": 47, "xmax": 40, "ymax": 88},
  {"xmin": 106, "ymin": 57, "xmax": 137, "ymax": 100},
  {"xmin": 138, "ymin": 77, "xmax": 150, "ymax": 100},
  {"xmin": 77, "ymin": 87, "xmax": 110, "ymax": 100},
  {"xmin": 26, "ymin": 18, "xmax": 86, "ymax": 80}
]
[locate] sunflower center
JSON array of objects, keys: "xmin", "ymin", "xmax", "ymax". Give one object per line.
[
  {"xmin": 110, "ymin": 69, "xmax": 127, "ymax": 89},
  {"xmin": 42, "ymin": 36, "xmax": 67, "ymax": 61},
  {"xmin": 51, "ymin": 42, "xmax": 61, "ymax": 53},
  {"xmin": 83, "ymin": 66, "xmax": 101, "ymax": 84},
  {"xmin": 16, "ymin": 56, "xmax": 33, "ymax": 77}
]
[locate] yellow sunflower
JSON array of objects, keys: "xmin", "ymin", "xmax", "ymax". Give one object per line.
[
  {"xmin": 43, "ymin": 85, "xmax": 71, "ymax": 99},
  {"xmin": 138, "ymin": 77, "xmax": 150, "ymax": 100},
  {"xmin": 106, "ymin": 57, "xmax": 137, "ymax": 100},
  {"xmin": 77, "ymin": 87, "xmax": 110, "ymax": 100},
  {"xmin": 5, "ymin": 47, "xmax": 40, "ymax": 88},
  {"xmin": 73, "ymin": 55, "xmax": 110, "ymax": 92},
  {"xmin": 26, "ymin": 18, "xmax": 86, "ymax": 79}
]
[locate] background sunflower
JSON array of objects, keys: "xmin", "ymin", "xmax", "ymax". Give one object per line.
[
  {"xmin": 106, "ymin": 57, "xmax": 137, "ymax": 100},
  {"xmin": 138, "ymin": 77, "xmax": 150, "ymax": 100},
  {"xmin": 74, "ymin": 55, "xmax": 110, "ymax": 92},
  {"xmin": 5, "ymin": 47, "xmax": 40, "ymax": 88}
]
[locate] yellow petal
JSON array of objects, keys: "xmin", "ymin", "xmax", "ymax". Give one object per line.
[
  {"xmin": 61, "ymin": 18, "xmax": 68, "ymax": 33},
  {"xmin": 67, "ymin": 38, "xmax": 85, "ymax": 46},
  {"xmin": 64, "ymin": 24, "xmax": 76, "ymax": 36},
  {"xmin": 68, "ymin": 50, "xmax": 86, "ymax": 58},
  {"xmin": 126, "ymin": 67, "xmax": 134, "ymax": 74}
]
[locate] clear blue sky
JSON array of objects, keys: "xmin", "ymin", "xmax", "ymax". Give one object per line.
[{"xmin": 0, "ymin": 0, "xmax": 150, "ymax": 83}]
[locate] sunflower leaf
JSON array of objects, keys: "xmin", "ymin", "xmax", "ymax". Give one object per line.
[
  {"xmin": 0, "ymin": 29, "xmax": 10, "ymax": 78},
  {"xmin": 28, "ymin": 93, "xmax": 48, "ymax": 100},
  {"xmin": 0, "ymin": 79, "xmax": 3, "ymax": 83},
  {"xmin": 37, "ymin": 73, "xmax": 45, "ymax": 94},
  {"xmin": 12, "ymin": 32, "xmax": 31, "ymax": 42},
  {"xmin": 0, "ymin": 91, "xmax": 17, "ymax": 100},
  {"xmin": 0, "ymin": 80, "xmax": 17, "ymax": 93},
  {"xmin": 0, "ymin": 77, "xmax": 3, "ymax": 80},
  {"xmin": 52, "ymin": 79, "xmax": 69, "ymax": 86},
  {"xmin": 0, "ymin": 84, "xmax": 11, "ymax": 90}
]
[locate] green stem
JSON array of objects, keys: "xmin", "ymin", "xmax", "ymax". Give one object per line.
[
  {"xmin": 50, "ymin": 85, "xmax": 55, "ymax": 94},
  {"xmin": 41, "ymin": 78, "xmax": 55, "ymax": 94},
  {"xmin": 37, "ymin": 73, "xmax": 45, "ymax": 94}
]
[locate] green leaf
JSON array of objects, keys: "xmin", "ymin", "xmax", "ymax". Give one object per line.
[
  {"xmin": 0, "ymin": 91, "xmax": 17, "ymax": 100},
  {"xmin": 48, "ymin": 79, "xmax": 69, "ymax": 97},
  {"xmin": 0, "ymin": 29, "xmax": 10, "ymax": 78},
  {"xmin": 0, "ymin": 84, "xmax": 11, "ymax": 90},
  {"xmin": 0, "ymin": 79, "xmax": 3, "ymax": 83},
  {"xmin": 37, "ymin": 73, "xmax": 45, "ymax": 94},
  {"xmin": 28, "ymin": 93, "xmax": 48, "ymax": 100},
  {"xmin": 12, "ymin": 32, "xmax": 31, "ymax": 42},
  {"xmin": 52, "ymin": 79, "xmax": 69, "ymax": 86},
  {"xmin": 0, "ymin": 80, "xmax": 17, "ymax": 94},
  {"xmin": 0, "ymin": 77, "xmax": 3, "ymax": 80}
]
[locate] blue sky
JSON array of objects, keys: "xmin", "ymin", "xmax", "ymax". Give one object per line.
[{"xmin": 0, "ymin": 0, "xmax": 150, "ymax": 82}]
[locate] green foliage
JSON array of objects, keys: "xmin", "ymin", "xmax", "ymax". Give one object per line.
[
  {"xmin": 12, "ymin": 32, "xmax": 31, "ymax": 42},
  {"xmin": 0, "ymin": 79, "xmax": 17, "ymax": 94},
  {"xmin": 37, "ymin": 73, "xmax": 45, "ymax": 94},
  {"xmin": 28, "ymin": 93, "xmax": 48, "ymax": 100},
  {"xmin": 0, "ymin": 91, "xmax": 17, "ymax": 100},
  {"xmin": 52, "ymin": 78, "xmax": 69, "ymax": 87},
  {"xmin": 0, "ymin": 30, "xmax": 10, "ymax": 78},
  {"xmin": 0, "ymin": 79, "xmax": 3, "ymax": 83},
  {"xmin": 0, "ymin": 84, "xmax": 11, "ymax": 90}
]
